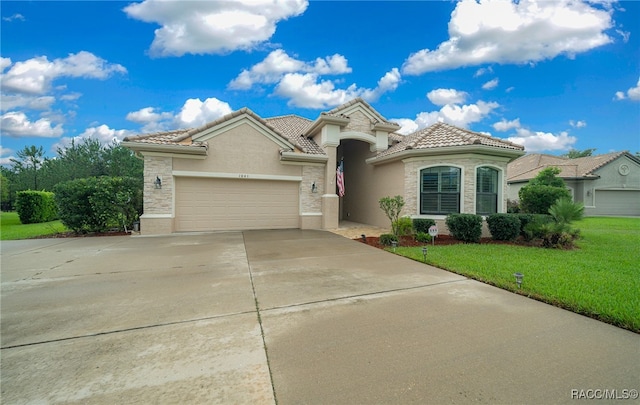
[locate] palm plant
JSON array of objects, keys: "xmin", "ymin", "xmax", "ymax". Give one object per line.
[{"xmin": 549, "ymin": 197, "xmax": 584, "ymax": 225}]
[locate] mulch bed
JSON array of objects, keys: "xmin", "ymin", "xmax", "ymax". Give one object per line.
[
  {"xmin": 355, "ymin": 234, "xmax": 541, "ymax": 249},
  {"xmin": 32, "ymin": 230, "xmax": 131, "ymax": 239}
]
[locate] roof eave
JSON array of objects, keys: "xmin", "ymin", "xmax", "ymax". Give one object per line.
[
  {"xmin": 121, "ymin": 141, "xmax": 208, "ymax": 156},
  {"xmin": 304, "ymin": 114, "xmax": 351, "ymax": 137},
  {"xmin": 280, "ymin": 151, "xmax": 328, "ymax": 163},
  {"xmin": 367, "ymin": 145, "xmax": 525, "ymax": 166}
]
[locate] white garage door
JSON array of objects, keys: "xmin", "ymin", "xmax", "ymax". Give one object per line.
[
  {"xmin": 594, "ymin": 190, "xmax": 640, "ymax": 216},
  {"xmin": 175, "ymin": 177, "xmax": 299, "ymax": 231}
]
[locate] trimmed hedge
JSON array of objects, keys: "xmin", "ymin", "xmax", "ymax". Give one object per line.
[
  {"xmin": 445, "ymin": 214, "xmax": 483, "ymax": 243},
  {"xmin": 413, "ymin": 218, "xmax": 436, "ymax": 233},
  {"xmin": 486, "ymin": 213, "xmax": 520, "ymax": 241},
  {"xmin": 54, "ymin": 176, "xmax": 142, "ymax": 233},
  {"xmin": 379, "ymin": 233, "xmax": 398, "ymax": 246},
  {"xmin": 15, "ymin": 190, "xmax": 58, "ymax": 224}
]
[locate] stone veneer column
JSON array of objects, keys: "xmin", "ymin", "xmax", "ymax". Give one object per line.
[{"xmin": 141, "ymin": 155, "xmax": 173, "ymax": 235}]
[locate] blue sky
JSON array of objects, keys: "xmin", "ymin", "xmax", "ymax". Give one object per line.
[{"xmin": 1, "ymin": 0, "xmax": 639, "ymax": 165}]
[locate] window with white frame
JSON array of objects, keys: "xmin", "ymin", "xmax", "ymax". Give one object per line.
[
  {"xmin": 476, "ymin": 167, "xmax": 499, "ymax": 215},
  {"xmin": 420, "ymin": 166, "xmax": 461, "ymax": 215}
]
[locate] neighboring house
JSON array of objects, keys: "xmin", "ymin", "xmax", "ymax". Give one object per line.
[
  {"xmin": 122, "ymin": 98, "xmax": 524, "ymax": 235},
  {"xmin": 507, "ymin": 152, "xmax": 640, "ymax": 216}
]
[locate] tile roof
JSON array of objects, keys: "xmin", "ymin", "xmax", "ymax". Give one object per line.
[
  {"xmin": 122, "ymin": 129, "xmax": 206, "ymax": 148},
  {"xmin": 265, "ymin": 115, "xmax": 325, "ymax": 155},
  {"xmin": 507, "ymin": 151, "xmax": 628, "ymax": 182},
  {"xmin": 323, "ymin": 97, "xmax": 398, "ymax": 126},
  {"xmin": 375, "ymin": 122, "xmax": 524, "ymax": 158}
]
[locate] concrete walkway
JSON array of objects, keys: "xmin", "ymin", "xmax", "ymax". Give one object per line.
[{"xmin": 1, "ymin": 230, "xmax": 638, "ymax": 404}]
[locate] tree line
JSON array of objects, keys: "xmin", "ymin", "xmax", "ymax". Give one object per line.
[{"xmin": 1, "ymin": 138, "xmax": 143, "ymax": 212}]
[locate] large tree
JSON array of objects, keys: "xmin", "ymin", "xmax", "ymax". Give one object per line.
[
  {"xmin": 561, "ymin": 148, "xmax": 596, "ymax": 159},
  {"xmin": 10, "ymin": 145, "xmax": 45, "ymax": 190}
]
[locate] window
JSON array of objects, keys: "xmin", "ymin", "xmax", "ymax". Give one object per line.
[
  {"xmin": 476, "ymin": 167, "xmax": 498, "ymax": 215},
  {"xmin": 420, "ymin": 166, "xmax": 461, "ymax": 215}
]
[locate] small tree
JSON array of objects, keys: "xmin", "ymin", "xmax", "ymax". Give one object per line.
[
  {"xmin": 379, "ymin": 195, "xmax": 405, "ymax": 236},
  {"xmin": 529, "ymin": 166, "xmax": 566, "ymax": 188},
  {"xmin": 519, "ymin": 166, "xmax": 571, "ymax": 214},
  {"xmin": 561, "ymin": 148, "xmax": 596, "ymax": 159}
]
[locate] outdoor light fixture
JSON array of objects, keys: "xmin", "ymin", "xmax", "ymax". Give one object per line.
[
  {"xmin": 361, "ymin": 234, "xmax": 366, "ymax": 242},
  {"xmin": 391, "ymin": 240, "xmax": 397, "ymax": 252},
  {"xmin": 514, "ymin": 272, "xmax": 524, "ymax": 289},
  {"xmin": 311, "ymin": 181, "xmax": 318, "ymax": 193},
  {"xmin": 422, "ymin": 246, "xmax": 427, "ymax": 262},
  {"xmin": 154, "ymin": 176, "xmax": 162, "ymax": 189}
]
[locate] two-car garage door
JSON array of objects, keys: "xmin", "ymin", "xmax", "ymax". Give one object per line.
[
  {"xmin": 175, "ymin": 177, "xmax": 299, "ymax": 232},
  {"xmin": 594, "ymin": 190, "xmax": 640, "ymax": 216}
]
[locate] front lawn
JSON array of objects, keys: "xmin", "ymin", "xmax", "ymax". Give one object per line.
[
  {"xmin": 0, "ymin": 211, "xmax": 68, "ymax": 240},
  {"xmin": 394, "ymin": 217, "xmax": 640, "ymax": 332}
]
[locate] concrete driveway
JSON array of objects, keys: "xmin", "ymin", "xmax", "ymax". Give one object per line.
[{"xmin": 1, "ymin": 230, "xmax": 638, "ymax": 404}]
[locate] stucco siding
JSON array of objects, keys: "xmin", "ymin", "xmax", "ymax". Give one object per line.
[
  {"xmin": 174, "ymin": 123, "xmax": 301, "ymax": 178},
  {"xmin": 339, "ymin": 140, "xmax": 403, "ymax": 229}
]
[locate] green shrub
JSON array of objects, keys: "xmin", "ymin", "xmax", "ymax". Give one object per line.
[
  {"xmin": 379, "ymin": 233, "xmax": 398, "ymax": 246},
  {"xmin": 379, "ymin": 196, "xmax": 405, "ymax": 236},
  {"xmin": 516, "ymin": 213, "xmax": 552, "ymax": 237},
  {"xmin": 393, "ymin": 216, "xmax": 413, "ymax": 236},
  {"xmin": 415, "ymin": 232, "xmax": 432, "ymax": 243},
  {"xmin": 518, "ymin": 184, "xmax": 571, "ymax": 214},
  {"xmin": 55, "ymin": 176, "xmax": 142, "ymax": 233},
  {"xmin": 15, "ymin": 190, "xmax": 58, "ymax": 224},
  {"xmin": 413, "ymin": 218, "xmax": 436, "ymax": 233},
  {"xmin": 549, "ymin": 197, "xmax": 584, "ymax": 225},
  {"xmin": 506, "ymin": 199, "xmax": 520, "ymax": 213},
  {"xmin": 445, "ymin": 214, "xmax": 483, "ymax": 243},
  {"xmin": 534, "ymin": 222, "xmax": 580, "ymax": 249},
  {"xmin": 486, "ymin": 214, "xmax": 521, "ymax": 241}
]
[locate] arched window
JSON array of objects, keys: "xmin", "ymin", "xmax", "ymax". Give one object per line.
[
  {"xmin": 476, "ymin": 167, "xmax": 499, "ymax": 215},
  {"xmin": 420, "ymin": 166, "xmax": 461, "ymax": 215}
]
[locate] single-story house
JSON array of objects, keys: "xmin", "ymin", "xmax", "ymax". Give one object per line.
[
  {"xmin": 507, "ymin": 152, "xmax": 640, "ymax": 216},
  {"xmin": 122, "ymin": 98, "xmax": 525, "ymax": 235}
]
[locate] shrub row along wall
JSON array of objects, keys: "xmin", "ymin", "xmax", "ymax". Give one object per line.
[{"xmin": 54, "ymin": 176, "xmax": 142, "ymax": 233}]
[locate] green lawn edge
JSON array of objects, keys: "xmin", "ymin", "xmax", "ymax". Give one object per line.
[
  {"xmin": 1, "ymin": 211, "xmax": 69, "ymax": 240},
  {"xmin": 391, "ymin": 217, "xmax": 640, "ymax": 333}
]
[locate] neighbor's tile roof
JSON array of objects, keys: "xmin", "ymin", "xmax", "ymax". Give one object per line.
[
  {"xmin": 507, "ymin": 151, "xmax": 627, "ymax": 182},
  {"xmin": 375, "ymin": 122, "xmax": 524, "ymax": 158}
]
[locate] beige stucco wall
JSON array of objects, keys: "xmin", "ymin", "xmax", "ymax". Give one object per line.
[
  {"xmin": 339, "ymin": 140, "xmax": 404, "ymax": 229},
  {"xmin": 174, "ymin": 123, "xmax": 301, "ymax": 178}
]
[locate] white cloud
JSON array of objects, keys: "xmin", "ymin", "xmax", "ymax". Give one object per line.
[
  {"xmin": 228, "ymin": 49, "xmax": 351, "ymax": 90},
  {"xmin": 0, "ymin": 146, "xmax": 16, "ymax": 166},
  {"xmin": 0, "ymin": 111, "xmax": 63, "ymax": 138},
  {"xmin": 0, "ymin": 95, "xmax": 56, "ymax": 111},
  {"xmin": 1, "ymin": 57, "xmax": 12, "ymax": 71},
  {"xmin": 2, "ymin": 13, "xmax": 25, "ymax": 22},
  {"xmin": 505, "ymin": 86, "xmax": 515, "ymax": 93},
  {"xmin": 427, "ymin": 88, "xmax": 468, "ymax": 106},
  {"xmin": 392, "ymin": 99, "xmax": 499, "ymax": 134},
  {"xmin": 124, "ymin": 0, "xmax": 308, "ymax": 57},
  {"xmin": 493, "ymin": 118, "xmax": 521, "ymax": 131},
  {"xmin": 614, "ymin": 77, "xmax": 640, "ymax": 101},
  {"xmin": 175, "ymin": 97, "xmax": 233, "ymax": 128},
  {"xmin": 274, "ymin": 68, "xmax": 401, "ymax": 109},
  {"xmin": 1, "ymin": 51, "xmax": 126, "ymax": 94},
  {"xmin": 60, "ymin": 92, "xmax": 82, "ymax": 101},
  {"xmin": 53, "ymin": 125, "xmax": 136, "ymax": 151},
  {"xmin": 402, "ymin": 0, "xmax": 613, "ymax": 75},
  {"xmin": 474, "ymin": 66, "xmax": 493, "ymax": 77},
  {"xmin": 569, "ymin": 119, "xmax": 587, "ymax": 128},
  {"xmin": 507, "ymin": 128, "xmax": 577, "ymax": 152},
  {"xmin": 482, "ymin": 78, "xmax": 499, "ymax": 90},
  {"xmin": 126, "ymin": 107, "xmax": 173, "ymax": 125}
]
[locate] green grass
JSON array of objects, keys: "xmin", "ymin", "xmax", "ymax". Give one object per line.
[
  {"xmin": 1, "ymin": 211, "xmax": 69, "ymax": 241},
  {"xmin": 394, "ymin": 217, "xmax": 640, "ymax": 333}
]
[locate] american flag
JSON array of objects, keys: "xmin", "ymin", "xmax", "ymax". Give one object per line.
[{"xmin": 336, "ymin": 160, "xmax": 345, "ymax": 197}]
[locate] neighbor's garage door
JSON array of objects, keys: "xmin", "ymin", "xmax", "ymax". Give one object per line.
[
  {"xmin": 175, "ymin": 177, "xmax": 299, "ymax": 231},
  {"xmin": 594, "ymin": 190, "xmax": 640, "ymax": 216}
]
